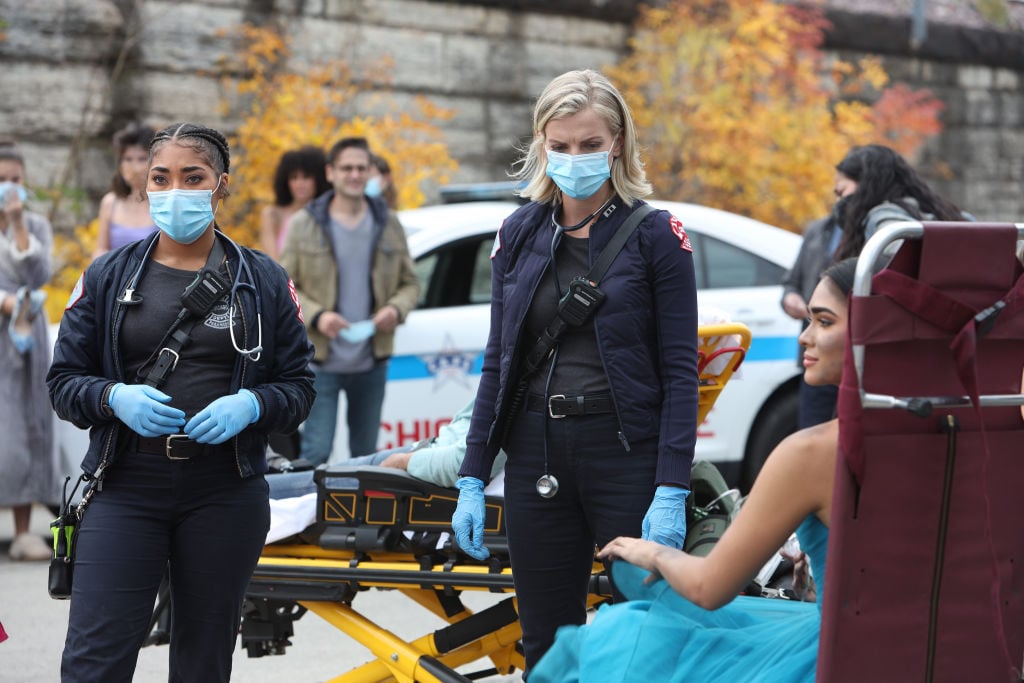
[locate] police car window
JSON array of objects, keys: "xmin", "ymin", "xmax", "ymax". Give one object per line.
[
  {"xmin": 469, "ymin": 238, "xmax": 495, "ymax": 304},
  {"xmin": 694, "ymin": 233, "xmax": 785, "ymax": 289},
  {"xmin": 414, "ymin": 235, "xmax": 494, "ymax": 309}
]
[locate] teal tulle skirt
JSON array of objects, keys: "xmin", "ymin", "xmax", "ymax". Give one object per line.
[{"xmin": 531, "ymin": 516, "xmax": 828, "ymax": 683}]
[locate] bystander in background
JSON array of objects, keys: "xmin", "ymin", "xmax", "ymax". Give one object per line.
[
  {"xmin": 260, "ymin": 146, "xmax": 330, "ymax": 260},
  {"xmin": 0, "ymin": 139, "xmax": 55, "ymax": 561},
  {"xmin": 92, "ymin": 123, "xmax": 158, "ymax": 259}
]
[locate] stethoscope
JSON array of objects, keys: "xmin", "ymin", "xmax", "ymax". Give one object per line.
[
  {"xmin": 116, "ymin": 230, "xmax": 264, "ymax": 362},
  {"xmin": 534, "ymin": 195, "xmax": 618, "ymax": 499}
]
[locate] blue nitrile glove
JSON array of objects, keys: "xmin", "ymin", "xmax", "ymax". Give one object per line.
[
  {"xmin": 184, "ymin": 389, "xmax": 260, "ymax": 444},
  {"xmin": 108, "ymin": 383, "xmax": 186, "ymax": 437},
  {"xmin": 641, "ymin": 486, "xmax": 690, "ymax": 549},
  {"xmin": 452, "ymin": 476, "xmax": 490, "ymax": 560}
]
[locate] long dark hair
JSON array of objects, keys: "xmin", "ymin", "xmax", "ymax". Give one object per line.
[
  {"xmin": 272, "ymin": 146, "xmax": 330, "ymax": 206},
  {"xmin": 110, "ymin": 123, "xmax": 155, "ymax": 197},
  {"xmin": 834, "ymin": 144, "xmax": 961, "ymax": 260}
]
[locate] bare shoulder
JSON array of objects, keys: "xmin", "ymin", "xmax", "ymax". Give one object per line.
[
  {"xmin": 769, "ymin": 420, "xmax": 837, "ymax": 475},
  {"xmin": 753, "ymin": 419, "xmax": 837, "ymax": 521}
]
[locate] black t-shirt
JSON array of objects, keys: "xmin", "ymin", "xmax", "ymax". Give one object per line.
[
  {"xmin": 122, "ymin": 261, "xmax": 237, "ymax": 421},
  {"xmin": 524, "ymin": 232, "xmax": 611, "ymax": 396}
]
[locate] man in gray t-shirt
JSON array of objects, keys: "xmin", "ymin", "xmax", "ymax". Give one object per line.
[{"xmin": 280, "ymin": 137, "xmax": 420, "ymax": 465}]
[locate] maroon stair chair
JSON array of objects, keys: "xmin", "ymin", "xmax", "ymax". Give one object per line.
[{"xmin": 818, "ymin": 221, "xmax": 1024, "ymax": 682}]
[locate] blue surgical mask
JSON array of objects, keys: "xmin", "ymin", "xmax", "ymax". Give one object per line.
[
  {"xmin": 365, "ymin": 176, "xmax": 383, "ymax": 198},
  {"xmin": 545, "ymin": 150, "xmax": 612, "ymax": 200},
  {"xmin": 0, "ymin": 182, "xmax": 28, "ymax": 204},
  {"xmin": 148, "ymin": 182, "xmax": 220, "ymax": 244}
]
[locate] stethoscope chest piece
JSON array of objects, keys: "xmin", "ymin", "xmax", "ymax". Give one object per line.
[{"xmin": 536, "ymin": 474, "xmax": 559, "ymax": 499}]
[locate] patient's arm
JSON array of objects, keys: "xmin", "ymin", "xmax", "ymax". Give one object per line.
[
  {"xmin": 380, "ymin": 450, "xmax": 413, "ymax": 470},
  {"xmin": 599, "ymin": 420, "xmax": 836, "ymax": 610}
]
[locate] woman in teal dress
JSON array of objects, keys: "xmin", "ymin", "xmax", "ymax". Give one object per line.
[{"xmin": 531, "ymin": 258, "xmax": 858, "ymax": 683}]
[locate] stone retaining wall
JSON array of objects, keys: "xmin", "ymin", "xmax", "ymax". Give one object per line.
[{"xmin": 0, "ymin": 0, "xmax": 1020, "ymax": 232}]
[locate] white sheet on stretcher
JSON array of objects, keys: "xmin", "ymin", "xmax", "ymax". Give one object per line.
[{"xmin": 264, "ymin": 472, "xmax": 507, "ymax": 545}]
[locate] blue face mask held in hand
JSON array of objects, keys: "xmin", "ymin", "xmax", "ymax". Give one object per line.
[
  {"xmin": 340, "ymin": 319, "xmax": 375, "ymax": 343},
  {"xmin": 545, "ymin": 149, "xmax": 612, "ymax": 200},
  {"xmin": 0, "ymin": 182, "xmax": 28, "ymax": 204},
  {"xmin": 365, "ymin": 176, "xmax": 383, "ymax": 197},
  {"xmin": 149, "ymin": 180, "xmax": 220, "ymax": 244}
]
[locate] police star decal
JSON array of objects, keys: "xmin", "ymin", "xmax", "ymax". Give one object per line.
[{"xmin": 423, "ymin": 334, "xmax": 474, "ymax": 390}]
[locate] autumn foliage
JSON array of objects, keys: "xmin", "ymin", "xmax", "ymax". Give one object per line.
[
  {"xmin": 607, "ymin": 0, "xmax": 945, "ymax": 231},
  {"xmin": 217, "ymin": 24, "xmax": 458, "ymax": 247},
  {"xmin": 45, "ymin": 23, "xmax": 457, "ymax": 319}
]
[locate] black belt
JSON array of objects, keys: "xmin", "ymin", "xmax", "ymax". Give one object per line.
[
  {"xmin": 526, "ymin": 393, "xmax": 615, "ymax": 419},
  {"xmin": 129, "ymin": 434, "xmax": 232, "ymax": 460}
]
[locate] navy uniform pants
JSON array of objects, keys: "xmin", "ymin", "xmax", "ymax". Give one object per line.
[
  {"xmin": 61, "ymin": 446, "xmax": 269, "ymax": 683},
  {"xmin": 503, "ymin": 407, "xmax": 658, "ymax": 673}
]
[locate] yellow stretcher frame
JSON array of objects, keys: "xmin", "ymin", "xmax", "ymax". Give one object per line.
[{"xmin": 243, "ymin": 323, "xmax": 751, "ymax": 682}]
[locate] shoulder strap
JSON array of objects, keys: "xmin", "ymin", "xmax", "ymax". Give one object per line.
[
  {"xmin": 586, "ymin": 203, "xmax": 655, "ymax": 284},
  {"xmin": 140, "ymin": 238, "xmax": 228, "ymax": 388}
]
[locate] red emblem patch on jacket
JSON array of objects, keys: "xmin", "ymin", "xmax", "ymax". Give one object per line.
[
  {"xmin": 669, "ymin": 216, "xmax": 693, "ymax": 252},
  {"xmin": 287, "ymin": 278, "xmax": 304, "ymax": 322},
  {"xmin": 65, "ymin": 273, "xmax": 85, "ymax": 310}
]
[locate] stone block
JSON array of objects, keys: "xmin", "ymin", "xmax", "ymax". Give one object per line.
[
  {"xmin": 144, "ymin": 73, "xmax": 233, "ymax": 129},
  {"xmin": 522, "ymin": 12, "xmax": 628, "ymax": 48},
  {"xmin": 993, "ymin": 68, "xmax": 1019, "ymax": 90},
  {"xmin": 934, "ymin": 87, "xmax": 967, "ymax": 127},
  {"xmin": 1000, "ymin": 92, "xmax": 1023, "ymax": 128},
  {"xmin": 440, "ymin": 34, "xmax": 493, "ymax": 94},
  {"xmin": 138, "ymin": 1, "xmax": 244, "ymax": 74},
  {"xmin": 363, "ymin": 1, "xmax": 510, "ymax": 35},
  {"xmin": 288, "ymin": 16, "xmax": 361, "ymax": 67},
  {"xmin": 965, "ymin": 89, "xmax": 999, "ymax": 126},
  {"xmin": 482, "ymin": 40, "xmax": 528, "ymax": 97},
  {"xmin": 957, "ymin": 64, "xmax": 994, "ymax": 89},
  {"xmin": 353, "ymin": 25, "xmax": 444, "ymax": 90},
  {"xmin": 0, "ymin": 64, "xmax": 111, "ymax": 139},
  {"xmin": 0, "ymin": 0, "xmax": 122, "ymax": 63},
  {"xmin": 322, "ymin": 0, "xmax": 363, "ymax": 20},
  {"xmin": 523, "ymin": 43, "xmax": 623, "ymax": 95}
]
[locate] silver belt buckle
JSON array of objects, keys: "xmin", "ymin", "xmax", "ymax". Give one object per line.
[
  {"xmin": 547, "ymin": 394, "xmax": 566, "ymax": 419},
  {"xmin": 166, "ymin": 434, "xmax": 192, "ymax": 461}
]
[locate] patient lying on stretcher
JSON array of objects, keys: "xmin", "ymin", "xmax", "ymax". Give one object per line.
[{"xmin": 266, "ymin": 398, "xmax": 505, "ymax": 543}]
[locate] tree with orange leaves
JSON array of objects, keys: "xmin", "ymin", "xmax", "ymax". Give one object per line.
[
  {"xmin": 607, "ymin": 0, "xmax": 944, "ymax": 231},
  {"xmin": 217, "ymin": 24, "xmax": 458, "ymax": 248}
]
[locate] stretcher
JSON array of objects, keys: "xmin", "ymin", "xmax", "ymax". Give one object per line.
[
  {"xmin": 237, "ymin": 322, "xmax": 752, "ymax": 682},
  {"xmin": 818, "ymin": 222, "xmax": 1024, "ymax": 681}
]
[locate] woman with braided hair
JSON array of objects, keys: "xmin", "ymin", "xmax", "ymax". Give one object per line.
[{"xmin": 48, "ymin": 122, "xmax": 315, "ymax": 682}]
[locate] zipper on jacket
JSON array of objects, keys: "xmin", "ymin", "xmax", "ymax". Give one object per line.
[
  {"xmin": 95, "ymin": 269, "xmax": 133, "ymax": 477},
  {"xmin": 489, "ymin": 245, "xmax": 553, "ymax": 446}
]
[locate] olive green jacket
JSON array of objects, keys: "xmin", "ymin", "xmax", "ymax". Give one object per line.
[{"xmin": 280, "ymin": 191, "xmax": 420, "ymax": 363}]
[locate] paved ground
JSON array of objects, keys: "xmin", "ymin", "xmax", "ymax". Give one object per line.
[{"xmin": 0, "ymin": 504, "xmax": 520, "ymax": 682}]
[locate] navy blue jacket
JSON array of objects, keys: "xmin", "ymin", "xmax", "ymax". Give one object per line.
[
  {"xmin": 459, "ymin": 199, "xmax": 699, "ymax": 487},
  {"xmin": 47, "ymin": 230, "xmax": 316, "ymax": 479}
]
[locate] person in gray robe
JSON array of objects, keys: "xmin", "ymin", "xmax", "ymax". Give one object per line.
[{"xmin": 0, "ymin": 140, "xmax": 55, "ymax": 561}]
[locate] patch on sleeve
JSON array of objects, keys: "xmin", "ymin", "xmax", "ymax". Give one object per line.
[
  {"xmin": 669, "ymin": 215, "xmax": 693, "ymax": 252},
  {"xmin": 65, "ymin": 273, "xmax": 85, "ymax": 310},
  {"xmin": 490, "ymin": 221, "xmax": 504, "ymax": 259},
  {"xmin": 287, "ymin": 278, "xmax": 304, "ymax": 322}
]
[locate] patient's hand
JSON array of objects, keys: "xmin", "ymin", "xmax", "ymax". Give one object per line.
[{"xmin": 380, "ymin": 451, "xmax": 413, "ymax": 470}]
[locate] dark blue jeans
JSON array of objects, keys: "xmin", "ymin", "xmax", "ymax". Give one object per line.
[
  {"xmin": 503, "ymin": 407, "xmax": 658, "ymax": 673},
  {"xmin": 61, "ymin": 447, "xmax": 269, "ymax": 683},
  {"xmin": 300, "ymin": 361, "xmax": 389, "ymax": 466}
]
